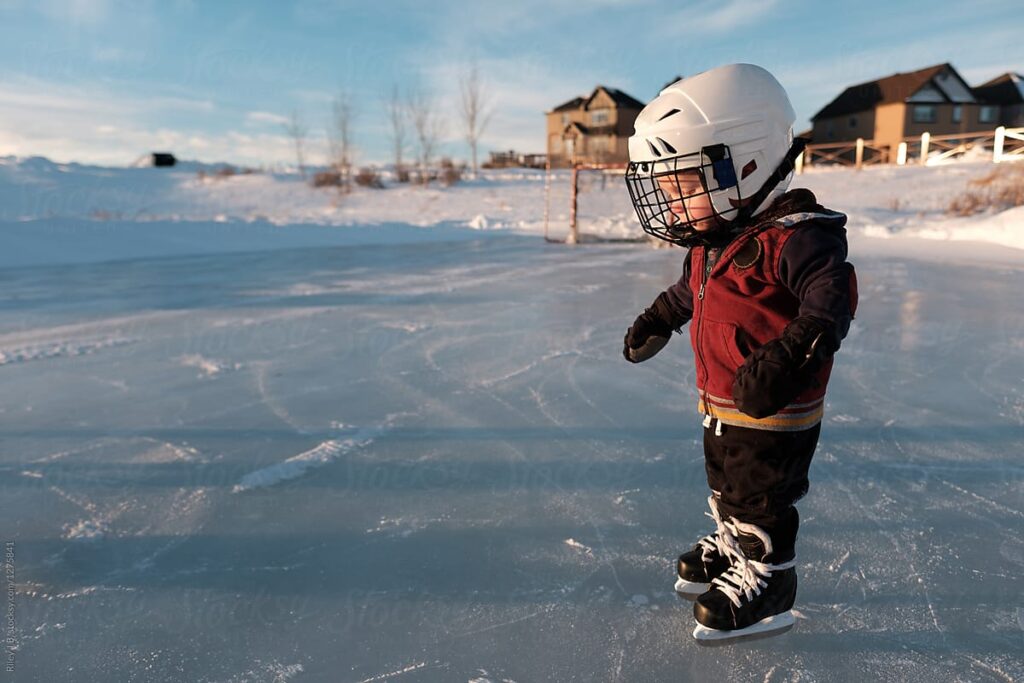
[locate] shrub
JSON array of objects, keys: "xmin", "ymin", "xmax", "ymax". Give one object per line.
[
  {"xmin": 197, "ymin": 165, "xmax": 257, "ymax": 182},
  {"xmin": 312, "ymin": 170, "xmax": 343, "ymax": 187},
  {"xmin": 439, "ymin": 157, "xmax": 462, "ymax": 186},
  {"xmin": 355, "ymin": 167, "xmax": 384, "ymax": 189},
  {"xmin": 947, "ymin": 164, "xmax": 1024, "ymax": 216}
]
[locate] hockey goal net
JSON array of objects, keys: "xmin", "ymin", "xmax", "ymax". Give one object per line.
[{"xmin": 543, "ymin": 162, "xmax": 650, "ymax": 244}]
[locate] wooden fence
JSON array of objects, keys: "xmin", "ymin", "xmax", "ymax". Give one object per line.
[{"xmin": 797, "ymin": 126, "xmax": 1024, "ymax": 173}]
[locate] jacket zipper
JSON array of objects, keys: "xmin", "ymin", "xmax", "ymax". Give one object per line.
[
  {"xmin": 693, "ymin": 225, "xmax": 783, "ymax": 427},
  {"xmin": 695, "ymin": 247, "xmax": 715, "ymax": 419}
]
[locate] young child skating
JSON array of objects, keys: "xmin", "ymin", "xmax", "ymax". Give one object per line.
[{"xmin": 621, "ymin": 64, "xmax": 858, "ymax": 641}]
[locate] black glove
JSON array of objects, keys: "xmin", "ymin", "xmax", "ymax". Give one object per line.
[
  {"xmin": 731, "ymin": 316, "xmax": 837, "ymax": 418},
  {"xmin": 623, "ymin": 294, "xmax": 676, "ymax": 363}
]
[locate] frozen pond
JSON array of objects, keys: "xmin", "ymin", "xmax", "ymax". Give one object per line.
[{"xmin": 2, "ymin": 234, "xmax": 1022, "ymax": 681}]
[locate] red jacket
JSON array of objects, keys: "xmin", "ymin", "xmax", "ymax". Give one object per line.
[{"xmin": 660, "ymin": 189, "xmax": 858, "ymax": 431}]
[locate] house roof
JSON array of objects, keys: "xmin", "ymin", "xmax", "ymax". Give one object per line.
[
  {"xmin": 562, "ymin": 122, "xmax": 618, "ymax": 137},
  {"xmin": 589, "ymin": 86, "xmax": 644, "ymax": 109},
  {"xmin": 549, "ymin": 86, "xmax": 644, "ymax": 113},
  {"xmin": 973, "ymin": 72, "xmax": 1024, "ymax": 105},
  {"xmin": 812, "ymin": 63, "xmax": 973, "ymax": 120},
  {"xmin": 552, "ymin": 96, "xmax": 585, "ymax": 113}
]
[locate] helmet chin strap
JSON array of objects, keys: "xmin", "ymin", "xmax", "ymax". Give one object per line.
[
  {"xmin": 697, "ymin": 137, "xmax": 809, "ymax": 249},
  {"xmin": 732, "ymin": 137, "xmax": 809, "ymax": 226}
]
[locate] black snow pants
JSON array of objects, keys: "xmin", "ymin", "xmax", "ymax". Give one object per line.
[{"xmin": 703, "ymin": 419, "xmax": 822, "ymax": 562}]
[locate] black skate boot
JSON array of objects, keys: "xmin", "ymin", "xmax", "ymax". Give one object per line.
[
  {"xmin": 675, "ymin": 495, "xmax": 734, "ymax": 596},
  {"xmin": 692, "ymin": 517, "xmax": 797, "ymax": 643}
]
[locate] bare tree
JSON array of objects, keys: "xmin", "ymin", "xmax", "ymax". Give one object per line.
[
  {"xmin": 327, "ymin": 90, "xmax": 356, "ymax": 193},
  {"xmin": 459, "ymin": 61, "xmax": 493, "ymax": 177},
  {"xmin": 406, "ymin": 88, "xmax": 446, "ymax": 186},
  {"xmin": 284, "ymin": 109, "xmax": 308, "ymax": 179},
  {"xmin": 385, "ymin": 85, "xmax": 408, "ymax": 180}
]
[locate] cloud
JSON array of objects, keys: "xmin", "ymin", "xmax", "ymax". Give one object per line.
[
  {"xmin": 659, "ymin": 0, "xmax": 778, "ymax": 37},
  {"xmin": 0, "ymin": 0, "xmax": 116, "ymax": 26},
  {"xmin": 246, "ymin": 111, "xmax": 290, "ymax": 126},
  {"xmin": 42, "ymin": 0, "xmax": 112, "ymax": 25},
  {"xmin": 0, "ymin": 76, "xmax": 329, "ymax": 166}
]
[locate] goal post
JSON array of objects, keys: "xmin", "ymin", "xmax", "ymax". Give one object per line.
[{"xmin": 543, "ymin": 161, "xmax": 644, "ymax": 244}]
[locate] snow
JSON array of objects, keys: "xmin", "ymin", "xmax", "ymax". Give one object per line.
[
  {"xmin": 2, "ymin": 156, "xmax": 1023, "ymax": 681},
  {"xmin": 232, "ymin": 429, "xmax": 380, "ymax": 493},
  {"xmin": 2, "ymin": 155, "xmax": 1023, "ymax": 270}
]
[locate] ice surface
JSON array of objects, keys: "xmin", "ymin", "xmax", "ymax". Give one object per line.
[{"xmin": 2, "ymin": 224, "xmax": 1023, "ymax": 681}]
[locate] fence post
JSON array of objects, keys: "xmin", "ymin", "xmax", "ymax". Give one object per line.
[
  {"xmin": 855, "ymin": 138, "xmax": 864, "ymax": 169},
  {"xmin": 567, "ymin": 163, "xmax": 579, "ymax": 245},
  {"xmin": 993, "ymin": 126, "xmax": 1005, "ymax": 163},
  {"xmin": 542, "ymin": 156, "xmax": 552, "ymax": 240},
  {"xmin": 920, "ymin": 132, "xmax": 930, "ymax": 165},
  {"xmin": 896, "ymin": 142, "xmax": 907, "ymax": 166},
  {"xmin": 795, "ymin": 150, "xmax": 804, "ymax": 175}
]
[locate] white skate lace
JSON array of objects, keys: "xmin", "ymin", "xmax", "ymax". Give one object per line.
[
  {"xmin": 697, "ymin": 495, "xmax": 732, "ymax": 563},
  {"xmin": 711, "ymin": 521, "xmax": 796, "ymax": 609}
]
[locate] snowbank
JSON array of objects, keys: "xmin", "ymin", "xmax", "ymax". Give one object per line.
[{"xmin": 1, "ymin": 154, "xmax": 1022, "ymax": 268}]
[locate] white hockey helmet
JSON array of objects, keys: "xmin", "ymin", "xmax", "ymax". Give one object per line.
[{"xmin": 624, "ymin": 63, "xmax": 804, "ymax": 247}]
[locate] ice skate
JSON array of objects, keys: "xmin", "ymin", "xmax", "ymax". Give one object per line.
[
  {"xmin": 675, "ymin": 494, "xmax": 734, "ymax": 596},
  {"xmin": 692, "ymin": 518, "xmax": 797, "ymax": 643}
]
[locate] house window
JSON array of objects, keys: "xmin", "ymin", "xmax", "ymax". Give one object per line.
[
  {"xmin": 912, "ymin": 105, "xmax": 936, "ymax": 123},
  {"xmin": 591, "ymin": 108, "xmax": 609, "ymax": 125},
  {"xmin": 848, "ymin": 116, "xmax": 857, "ymax": 128},
  {"xmin": 979, "ymin": 106, "xmax": 997, "ymax": 124},
  {"xmin": 561, "ymin": 113, "xmax": 570, "ymax": 126},
  {"xmin": 952, "ymin": 105, "xmax": 962, "ymax": 123}
]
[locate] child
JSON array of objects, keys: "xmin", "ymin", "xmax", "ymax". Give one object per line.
[{"xmin": 621, "ymin": 64, "xmax": 858, "ymax": 641}]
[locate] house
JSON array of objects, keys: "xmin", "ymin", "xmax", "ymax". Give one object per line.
[
  {"xmin": 545, "ymin": 86, "xmax": 645, "ymax": 167},
  {"xmin": 485, "ymin": 150, "xmax": 520, "ymax": 168},
  {"xmin": 150, "ymin": 152, "xmax": 177, "ymax": 167},
  {"xmin": 132, "ymin": 152, "xmax": 178, "ymax": 168},
  {"xmin": 972, "ymin": 72, "xmax": 1024, "ymax": 127},
  {"xmin": 484, "ymin": 150, "xmax": 548, "ymax": 169},
  {"xmin": 810, "ymin": 63, "xmax": 995, "ymax": 152}
]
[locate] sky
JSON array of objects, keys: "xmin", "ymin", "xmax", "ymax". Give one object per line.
[{"xmin": 0, "ymin": 0, "xmax": 1021, "ymax": 167}]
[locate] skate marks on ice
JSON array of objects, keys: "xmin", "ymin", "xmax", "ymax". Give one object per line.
[
  {"xmin": 6, "ymin": 240, "xmax": 1024, "ymax": 679},
  {"xmin": 801, "ymin": 442, "xmax": 1024, "ymax": 677},
  {"xmin": 231, "ymin": 425, "xmax": 383, "ymax": 493},
  {"xmin": 0, "ymin": 335, "xmax": 135, "ymax": 366},
  {"xmin": 177, "ymin": 353, "xmax": 243, "ymax": 378},
  {"xmin": 354, "ymin": 280, "xmax": 731, "ymax": 681},
  {"xmin": 13, "ymin": 437, "xmax": 219, "ymax": 602}
]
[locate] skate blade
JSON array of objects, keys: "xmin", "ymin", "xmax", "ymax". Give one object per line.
[
  {"xmin": 673, "ymin": 577, "xmax": 708, "ymax": 598},
  {"xmin": 692, "ymin": 611, "xmax": 795, "ymax": 646}
]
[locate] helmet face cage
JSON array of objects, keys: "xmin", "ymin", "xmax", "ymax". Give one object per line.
[{"xmin": 624, "ymin": 143, "xmax": 744, "ymax": 248}]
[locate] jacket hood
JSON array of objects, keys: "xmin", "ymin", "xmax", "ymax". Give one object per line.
[{"xmin": 753, "ymin": 188, "xmax": 824, "ymax": 224}]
